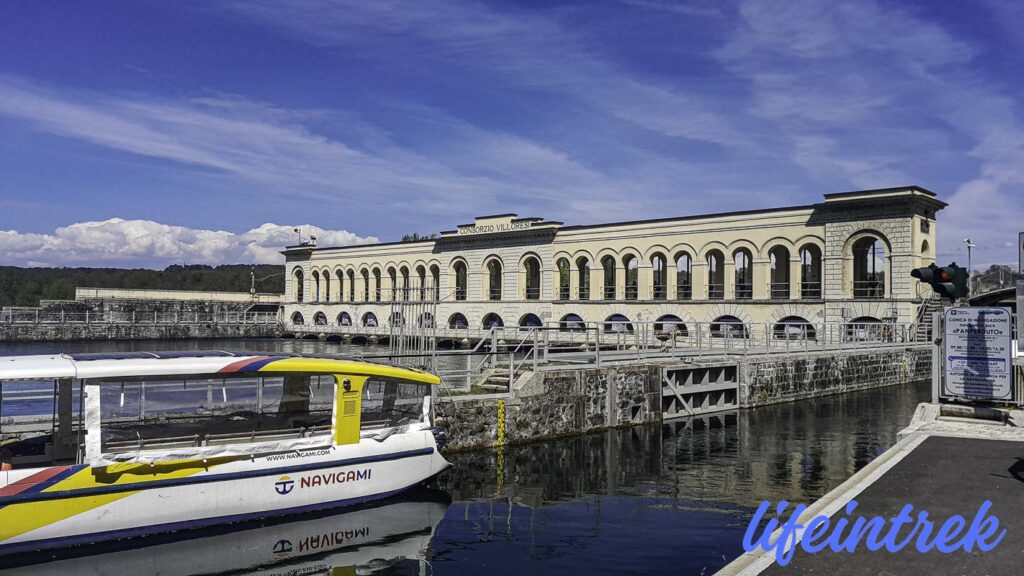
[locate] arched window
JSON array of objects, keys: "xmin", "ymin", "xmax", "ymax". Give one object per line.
[
  {"xmin": 846, "ymin": 316, "xmax": 885, "ymax": 341},
  {"xmin": 604, "ymin": 313, "xmax": 633, "ymax": 334},
  {"xmin": 623, "ymin": 255, "xmax": 638, "ymax": 300},
  {"xmin": 602, "ymin": 256, "xmax": 616, "ymax": 300},
  {"xmin": 360, "ymin": 269, "xmax": 369, "ymax": 301},
  {"xmin": 416, "ymin": 265, "xmax": 427, "ymax": 300},
  {"xmin": 675, "ymin": 252, "xmax": 692, "ymax": 300},
  {"xmin": 293, "ymin": 268, "xmax": 304, "ymax": 303},
  {"xmin": 576, "ymin": 257, "xmax": 591, "ymax": 300},
  {"xmin": 853, "ymin": 237, "xmax": 886, "ymax": 299},
  {"xmin": 336, "ymin": 269, "xmax": 344, "ymax": 302},
  {"xmin": 347, "ymin": 269, "xmax": 355, "ymax": 301},
  {"xmin": 323, "ymin": 271, "xmax": 330, "ymax": 303},
  {"xmin": 362, "ymin": 312, "xmax": 379, "ymax": 327},
  {"xmin": 524, "ymin": 257, "xmax": 541, "ymax": 300},
  {"xmin": 448, "ymin": 313, "xmax": 468, "ymax": 329},
  {"xmin": 654, "ymin": 314, "xmax": 687, "ymax": 336},
  {"xmin": 313, "ymin": 311, "xmax": 327, "ymax": 326},
  {"xmin": 387, "ymin": 267, "xmax": 397, "ymax": 300},
  {"xmin": 734, "ymin": 249, "xmax": 752, "ymax": 300},
  {"xmin": 773, "ymin": 316, "xmax": 815, "ymax": 340},
  {"xmin": 291, "ymin": 311, "xmax": 305, "ymax": 325},
  {"xmin": 430, "ymin": 264, "xmax": 441, "ymax": 301},
  {"xmin": 453, "ymin": 261, "xmax": 467, "ymax": 301},
  {"xmin": 373, "ymin": 269, "xmax": 382, "ymax": 302},
  {"xmin": 707, "ymin": 250, "xmax": 724, "ymax": 300},
  {"xmin": 799, "ymin": 245, "xmax": 822, "ymax": 299},
  {"xmin": 312, "ymin": 270, "xmax": 321, "ymax": 302},
  {"xmin": 559, "ymin": 313, "xmax": 585, "ymax": 332},
  {"xmin": 711, "ymin": 315, "xmax": 748, "ymax": 338},
  {"xmin": 651, "ymin": 253, "xmax": 667, "ymax": 300},
  {"xmin": 483, "ymin": 313, "xmax": 504, "ymax": 328},
  {"xmin": 400, "ymin": 266, "xmax": 410, "ymax": 300},
  {"xmin": 337, "ymin": 311, "xmax": 352, "ymax": 326},
  {"xmin": 557, "ymin": 258, "xmax": 570, "ymax": 300},
  {"xmin": 519, "ymin": 313, "xmax": 543, "ymax": 328},
  {"xmin": 487, "ymin": 259, "xmax": 503, "ymax": 300},
  {"xmin": 419, "ymin": 312, "xmax": 434, "ymax": 328},
  {"xmin": 769, "ymin": 246, "xmax": 790, "ymax": 300},
  {"xmin": 389, "ymin": 311, "xmax": 404, "ymax": 327}
]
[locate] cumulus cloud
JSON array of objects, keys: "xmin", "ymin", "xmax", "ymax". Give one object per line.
[{"xmin": 0, "ymin": 219, "xmax": 377, "ymax": 268}]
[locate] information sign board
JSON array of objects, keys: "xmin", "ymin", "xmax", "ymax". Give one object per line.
[{"xmin": 943, "ymin": 307, "xmax": 1013, "ymax": 401}]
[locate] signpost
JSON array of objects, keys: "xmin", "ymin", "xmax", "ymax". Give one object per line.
[{"xmin": 942, "ymin": 307, "xmax": 1014, "ymax": 402}]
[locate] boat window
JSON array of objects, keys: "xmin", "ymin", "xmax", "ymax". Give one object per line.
[
  {"xmin": 1, "ymin": 379, "xmax": 81, "ymax": 465},
  {"xmin": 95, "ymin": 373, "xmax": 336, "ymax": 455},
  {"xmin": 360, "ymin": 378, "xmax": 430, "ymax": 429}
]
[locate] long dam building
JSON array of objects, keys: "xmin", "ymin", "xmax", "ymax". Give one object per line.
[{"xmin": 281, "ymin": 186, "xmax": 945, "ymax": 340}]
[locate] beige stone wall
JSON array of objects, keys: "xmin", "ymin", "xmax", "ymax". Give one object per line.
[{"xmin": 282, "ymin": 187, "xmax": 945, "ymax": 331}]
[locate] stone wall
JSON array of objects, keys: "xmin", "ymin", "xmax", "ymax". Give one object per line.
[
  {"xmin": 0, "ymin": 322, "xmax": 282, "ymax": 342},
  {"xmin": 435, "ymin": 346, "xmax": 931, "ymax": 451},
  {"xmin": 740, "ymin": 347, "xmax": 931, "ymax": 407},
  {"xmin": 434, "ymin": 365, "xmax": 661, "ymax": 451}
]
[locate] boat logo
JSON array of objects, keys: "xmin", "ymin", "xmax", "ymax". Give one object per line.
[
  {"xmin": 273, "ymin": 539, "xmax": 293, "ymax": 556},
  {"xmin": 275, "ymin": 476, "xmax": 295, "ymax": 495}
]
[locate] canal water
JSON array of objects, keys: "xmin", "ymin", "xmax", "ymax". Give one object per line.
[{"xmin": 0, "ymin": 339, "xmax": 930, "ymax": 575}]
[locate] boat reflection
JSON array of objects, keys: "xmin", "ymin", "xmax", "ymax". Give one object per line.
[{"xmin": 1, "ymin": 488, "xmax": 450, "ymax": 576}]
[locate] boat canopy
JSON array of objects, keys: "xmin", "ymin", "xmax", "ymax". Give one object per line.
[{"xmin": 0, "ymin": 352, "xmax": 441, "ymax": 386}]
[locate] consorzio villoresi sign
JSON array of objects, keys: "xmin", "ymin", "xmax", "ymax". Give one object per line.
[{"xmin": 457, "ymin": 222, "xmax": 532, "ymax": 235}]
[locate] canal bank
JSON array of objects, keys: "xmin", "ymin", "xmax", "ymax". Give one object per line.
[{"xmin": 436, "ymin": 346, "xmax": 931, "ymax": 451}]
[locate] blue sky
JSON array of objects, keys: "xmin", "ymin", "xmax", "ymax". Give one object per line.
[{"xmin": 1, "ymin": 0, "xmax": 1022, "ymax": 268}]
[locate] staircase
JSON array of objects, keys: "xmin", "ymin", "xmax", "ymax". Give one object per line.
[{"xmin": 912, "ymin": 296, "xmax": 945, "ymax": 342}]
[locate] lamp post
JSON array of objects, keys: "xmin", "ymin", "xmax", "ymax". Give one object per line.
[{"xmin": 963, "ymin": 238, "xmax": 975, "ymax": 296}]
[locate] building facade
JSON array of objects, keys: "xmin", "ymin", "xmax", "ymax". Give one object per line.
[{"xmin": 281, "ymin": 186, "xmax": 945, "ymax": 339}]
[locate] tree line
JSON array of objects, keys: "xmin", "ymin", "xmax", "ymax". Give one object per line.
[{"xmin": 0, "ymin": 264, "xmax": 285, "ymax": 307}]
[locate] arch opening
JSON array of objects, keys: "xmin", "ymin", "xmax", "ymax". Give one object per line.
[
  {"xmin": 313, "ymin": 311, "xmax": 327, "ymax": 326},
  {"xmin": 557, "ymin": 258, "xmax": 570, "ymax": 300},
  {"xmin": 707, "ymin": 250, "xmax": 724, "ymax": 300},
  {"xmin": 601, "ymin": 256, "xmax": 616, "ymax": 300},
  {"xmin": 361, "ymin": 312, "xmax": 379, "ymax": 327},
  {"xmin": 734, "ymin": 249, "xmax": 753, "ymax": 300},
  {"xmin": 852, "ymin": 237, "xmax": 886, "ymax": 299},
  {"xmin": 604, "ymin": 313, "xmax": 633, "ymax": 334},
  {"xmin": 651, "ymin": 253, "xmax": 667, "ymax": 300},
  {"xmin": 290, "ymin": 311, "xmax": 305, "ymax": 325},
  {"xmin": 675, "ymin": 252, "xmax": 692, "ymax": 300},
  {"xmin": 483, "ymin": 313, "xmax": 505, "ymax": 329},
  {"xmin": 337, "ymin": 311, "xmax": 352, "ymax": 326},
  {"xmin": 448, "ymin": 313, "xmax": 469, "ymax": 329},
  {"xmin": 799, "ymin": 245, "xmax": 822, "ymax": 299},
  {"xmin": 559, "ymin": 313, "xmax": 585, "ymax": 332},
  {"xmin": 711, "ymin": 315, "xmax": 748, "ymax": 338},
  {"xmin": 576, "ymin": 257, "xmax": 591, "ymax": 300},
  {"xmin": 773, "ymin": 316, "xmax": 815, "ymax": 340}
]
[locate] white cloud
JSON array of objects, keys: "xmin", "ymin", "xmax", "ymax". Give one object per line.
[{"xmin": 0, "ymin": 219, "xmax": 377, "ymax": 268}]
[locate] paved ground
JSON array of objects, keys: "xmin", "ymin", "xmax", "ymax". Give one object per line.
[{"xmin": 760, "ymin": 435, "xmax": 1024, "ymax": 575}]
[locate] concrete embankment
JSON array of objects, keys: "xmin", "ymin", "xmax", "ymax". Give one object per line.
[
  {"xmin": 0, "ymin": 322, "xmax": 282, "ymax": 342},
  {"xmin": 436, "ymin": 346, "xmax": 931, "ymax": 451}
]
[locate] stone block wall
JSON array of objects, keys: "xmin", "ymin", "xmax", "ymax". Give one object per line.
[
  {"xmin": 434, "ymin": 365, "xmax": 660, "ymax": 450},
  {"xmin": 740, "ymin": 347, "xmax": 931, "ymax": 407}
]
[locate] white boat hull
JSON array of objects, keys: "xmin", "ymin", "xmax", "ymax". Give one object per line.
[{"xmin": 0, "ymin": 427, "xmax": 450, "ymax": 555}]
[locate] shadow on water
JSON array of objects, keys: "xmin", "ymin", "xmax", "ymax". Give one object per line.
[{"xmin": 0, "ymin": 339, "xmax": 930, "ymax": 576}]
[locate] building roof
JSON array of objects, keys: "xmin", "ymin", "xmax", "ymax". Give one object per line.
[{"xmin": 294, "ymin": 185, "xmax": 945, "ymax": 253}]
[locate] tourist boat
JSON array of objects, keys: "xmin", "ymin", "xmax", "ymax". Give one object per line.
[
  {"xmin": 0, "ymin": 351, "xmax": 450, "ymax": 555},
  {"xmin": 3, "ymin": 489, "xmax": 450, "ymax": 573}
]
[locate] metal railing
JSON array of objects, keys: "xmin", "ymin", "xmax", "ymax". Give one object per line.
[
  {"xmin": 735, "ymin": 283, "xmax": 753, "ymax": 300},
  {"xmin": 488, "ymin": 288, "xmax": 502, "ymax": 300},
  {"xmin": 559, "ymin": 286, "xmax": 570, "ymax": 300},
  {"xmin": 708, "ymin": 283, "xmax": 724, "ymax": 300},
  {"xmin": 652, "ymin": 284, "xmax": 667, "ymax": 300},
  {"xmin": 2, "ymin": 309, "xmax": 279, "ymax": 325},
  {"xmin": 525, "ymin": 287, "xmax": 541, "ymax": 300},
  {"xmin": 853, "ymin": 280, "xmax": 885, "ymax": 299},
  {"xmin": 770, "ymin": 282, "xmax": 790, "ymax": 299},
  {"xmin": 801, "ymin": 282, "xmax": 822, "ymax": 299},
  {"xmin": 676, "ymin": 284, "xmax": 692, "ymax": 300}
]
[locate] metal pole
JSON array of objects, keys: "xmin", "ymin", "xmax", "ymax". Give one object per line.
[{"xmin": 931, "ymin": 311, "xmax": 942, "ymax": 404}]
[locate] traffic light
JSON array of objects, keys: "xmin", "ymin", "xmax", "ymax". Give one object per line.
[{"xmin": 910, "ymin": 262, "xmax": 969, "ymax": 299}]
